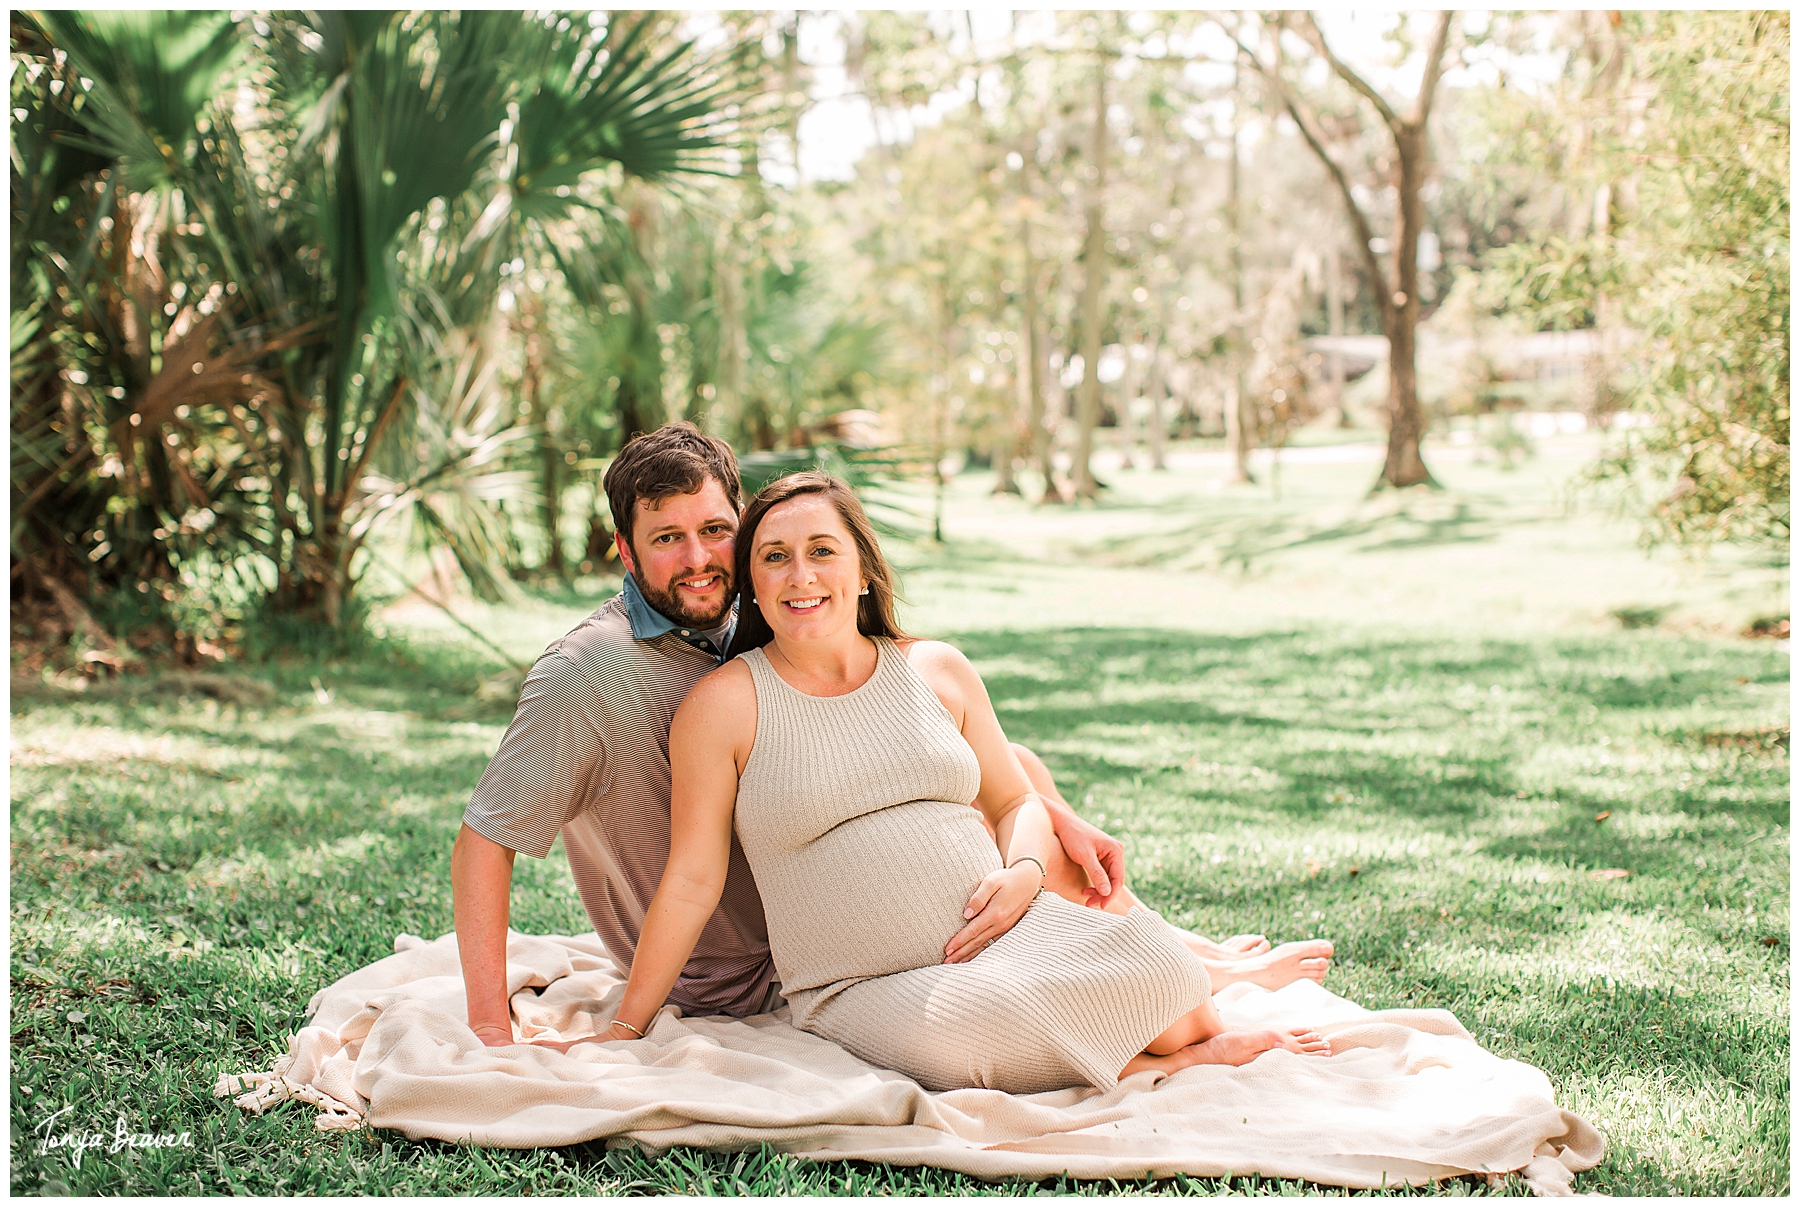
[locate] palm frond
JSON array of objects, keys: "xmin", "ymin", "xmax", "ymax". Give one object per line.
[{"xmin": 27, "ymin": 10, "xmax": 246, "ymax": 193}]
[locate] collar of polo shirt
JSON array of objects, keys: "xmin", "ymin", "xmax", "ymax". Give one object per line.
[{"xmin": 620, "ymin": 573, "xmax": 737, "ymax": 660}]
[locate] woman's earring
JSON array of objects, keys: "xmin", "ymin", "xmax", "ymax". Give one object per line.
[
  {"xmin": 859, "ymin": 585, "xmax": 870, "ymax": 596},
  {"xmin": 751, "ymin": 596, "xmax": 758, "ymax": 604}
]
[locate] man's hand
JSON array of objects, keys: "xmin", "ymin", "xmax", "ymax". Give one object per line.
[
  {"xmin": 472, "ymin": 1020, "xmax": 641, "ymax": 1053},
  {"xmin": 1050, "ymin": 809, "xmax": 1128, "ymax": 910},
  {"xmin": 945, "ymin": 864, "xmax": 1040, "ymax": 963},
  {"xmin": 526, "ymin": 1035, "xmax": 619, "ymax": 1054}
]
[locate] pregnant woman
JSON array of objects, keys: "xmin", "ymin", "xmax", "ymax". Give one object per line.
[{"xmin": 601, "ymin": 473, "xmax": 1329, "ymax": 1092}]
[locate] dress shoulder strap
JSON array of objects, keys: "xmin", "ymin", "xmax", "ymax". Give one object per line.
[{"xmin": 737, "ymin": 644, "xmax": 778, "ymax": 697}]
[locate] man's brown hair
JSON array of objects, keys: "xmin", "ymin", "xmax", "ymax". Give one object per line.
[{"xmin": 603, "ymin": 422, "xmax": 742, "ymax": 549}]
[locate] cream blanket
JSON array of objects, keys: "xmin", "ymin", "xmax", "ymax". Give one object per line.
[{"xmin": 218, "ymin": 931, "xmax": 1602, "ymax": 1195}]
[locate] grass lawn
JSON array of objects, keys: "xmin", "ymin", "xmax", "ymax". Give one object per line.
[{"xmin": 10, "ymin": 432, "xmax": 1789, "ymax": 1195}]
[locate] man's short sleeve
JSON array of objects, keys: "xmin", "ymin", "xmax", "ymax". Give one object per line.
[{"xmin": 464, "ymin": 652, "xmax": 608, "ymax": 858}]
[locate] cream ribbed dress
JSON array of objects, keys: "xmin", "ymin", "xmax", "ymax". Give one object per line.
[{"xmin": 733, "ymin": 637, "xmax": 1211, "ymax": 1094}]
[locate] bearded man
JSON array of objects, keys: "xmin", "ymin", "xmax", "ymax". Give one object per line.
[{"xmin": 452, "ymin": 423, "xmax": 1329, "ymax": 1049}]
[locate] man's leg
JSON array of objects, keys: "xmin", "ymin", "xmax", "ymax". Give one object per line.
[{"xmin": 1011, "ymin": 743, "xmax": 1333, "ymax": 989}]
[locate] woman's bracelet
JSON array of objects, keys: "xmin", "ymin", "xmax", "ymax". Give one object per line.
[
  {"xmin": 1007, "ymin": 855, "xmax": 1047, "ymax": 882},
  {"xmin": 607, "ymin": 1017, "xmax": 645, "ymax": 1039}
]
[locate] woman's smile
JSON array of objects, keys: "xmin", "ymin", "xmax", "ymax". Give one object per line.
[{"xmin": 751, "ymin": 495, "xmax": 868, "ymax": 638}]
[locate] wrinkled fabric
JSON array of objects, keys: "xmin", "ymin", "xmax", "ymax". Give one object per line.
[{"xmin": 218, "ymin": 931, "xmax": 1603, "ymax": 1195}]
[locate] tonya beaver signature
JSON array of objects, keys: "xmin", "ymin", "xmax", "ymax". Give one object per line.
[{"xmin": 33, "ymin": 1105, "xmax": 195, "ymax": 1169}]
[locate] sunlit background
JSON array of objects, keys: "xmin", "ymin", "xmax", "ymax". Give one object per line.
[
  {"xmin": 9, "ymin": 10, "xmax": 1789, "ymax": 1197},
  {"xmin": 10, "ymin": 10, "xmax": 1786, "ymax": 643}
]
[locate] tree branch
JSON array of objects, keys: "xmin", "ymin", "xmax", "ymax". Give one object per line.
[
  {"xmin": 1411, "ymin": 11, "xmax": 1456, "ymax": 128},
  {"xmin": 340, "ymin": 373, "xmax": 410, "ymax": 503},
  {"xmin": 1230, "ymin": 30, "xmax": 1391, "ymax": 322},
  {"xmin": 1303, "ymin": 13, "xmax": 1403, "ymax": 134}
]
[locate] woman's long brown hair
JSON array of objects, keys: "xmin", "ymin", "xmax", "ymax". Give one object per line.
[{"xmin": 724, "ymin": 472, "xmax": 909, "ymax": 660}]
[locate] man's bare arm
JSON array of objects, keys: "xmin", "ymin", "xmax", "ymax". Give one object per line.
[
  {"xmin": 1010, "ymin": 742, "xmax": 1129, "ymax": 909},
  {"xmin": 452, "ymin": 823, "xmax": 518, "ymax": 1046}
]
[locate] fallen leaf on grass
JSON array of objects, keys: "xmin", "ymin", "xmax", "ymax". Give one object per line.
[
  {"xmin": 1589, "ymin": 868, "xmax": 1630, "ymax": 880},
  {"xmin": 1594, "ymin": 811, "xmax": 1612, "ymax": 822}
]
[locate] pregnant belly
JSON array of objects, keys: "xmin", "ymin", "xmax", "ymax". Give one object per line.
[{"xmin": 757, "ymin": 800, "xmax": 1002, "ymax": 993}]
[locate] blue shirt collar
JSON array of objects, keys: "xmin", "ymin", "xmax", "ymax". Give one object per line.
[{"xmin": 620, "ymin": 573, "xmax": 735, "ymax": 660}]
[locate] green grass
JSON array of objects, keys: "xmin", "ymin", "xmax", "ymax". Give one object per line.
[{"xmin": 10, "ymin": 433, "xmax": 1789, "ymax": 1195}]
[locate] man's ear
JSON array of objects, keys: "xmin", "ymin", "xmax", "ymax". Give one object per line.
[{"xmin": 614, "ymin": 531, "xmax": 638, "ymax": 577}]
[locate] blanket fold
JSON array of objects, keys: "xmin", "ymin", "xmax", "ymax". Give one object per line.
[{"xmin": 217, "ymin": 931, "xmax": 1602, "ymax": 1195}]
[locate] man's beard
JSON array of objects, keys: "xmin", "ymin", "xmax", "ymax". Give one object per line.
[{"xmin": 636, "ymin": 563, "xmax": 734, "ymax": 629}]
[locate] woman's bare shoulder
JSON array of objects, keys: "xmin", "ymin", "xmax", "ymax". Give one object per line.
[
  {"xmin": 895, "ymin": 637, "xmax": 976, "ymax": 678},
  {"xmin": 674, "ymin": 657, "xmax": 757, "ymax": 730},
  {"xmin": 894, "ymin": 638, "xmax": 981, "ymax": 717}
]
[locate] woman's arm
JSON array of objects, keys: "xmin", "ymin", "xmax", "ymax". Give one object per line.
[
  {"xmin": 903, "ymin": 641, "xmax": 1056, "ymax": 963},
  {"xmin": 602, "ymin": 665, "xmax": 755, "ymax": 1039}
]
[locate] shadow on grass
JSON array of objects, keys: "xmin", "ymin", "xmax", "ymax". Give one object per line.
[
  {"xmin": 1075, "ymin": 487, "xmax": 1557, "ymax": 571},
  {"xmin": 9, "ymin": 617, "xmax": 1788, "ymax": 1196},
  {"xmin": 955, "ymin": 623, "xmax": 1786, "ymax": 815},
  {"xmin": 8, "ymin": 637, "xmax": 517, "ymax": 965}
]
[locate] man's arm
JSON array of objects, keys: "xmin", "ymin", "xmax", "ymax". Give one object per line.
[
  {"xmin": 452, "ymin": 823, "xmax": 520, "ymax": 1046},
  {"xmin": 455, "ymin": 651, "xmax": 607, "ymax": 1046},
  {"xmin": 1011, "ymin": 742, "xmax": 1129, "ymax": 909}
]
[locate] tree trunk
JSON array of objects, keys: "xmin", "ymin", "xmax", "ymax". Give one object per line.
[
  {"xmin": 933, "ymin": 282, "xmax": 951, "ymax": 542},
  {"xmin": 1145, "ymin": 340, "xmax": 1168, "ymax": 470},
  {"xmin": 1224, "ymin": 103, "xmax": 1256, "ymax": 484},
  {"xmin": 994, "ymin": 367, "xmax": 1022, "ymax": 495},
  {"xmin": 1377, "ymin": 122, "xmax": 1435, "ymax": 490},
  {"xmin": 1022, "ymin": 220, "xmax": 1058, "ymax": 500},
  {"xmin": 780, "ymin": 15, "xmax": 805, "ymax": 179},
  {"xmin": 1328, "ymin": 245, "xmax": 1351, "ymax": 427},
  {"xmin": 523, "ymin": 299, "xmax": 564, "ymax": 578},
  {"xmin": 713, "ymin": 226, "xmax": 745, "ymax": 430},
  {"xmin": 537, "ymin": 432, "xmax": 564, "ymax": 577},
  {"xmin": 1071, "ymin": 59, "xmax": 1108, "ymax": 501},
  {"xmin": 614, "ymin": 373, "xmax": 655, "ymax": 444},
  {"xmin": 1269, "ymin": 12, "xmax": 1453, "ymax": 492},
  {"xmin": 1118, "ymin": 341, "xmax": 1142, "ymax": 471},
  {"xmin": 1380, "ymin": 315, "xmax": 1431, "ymax": 487},
  {"xmin": 1022, "ymin": 239, "xmax": 1064, "ymax": 503},
  {"xmin": 270, "ymin": 520, "xmax": 347, "ymax": 629}
]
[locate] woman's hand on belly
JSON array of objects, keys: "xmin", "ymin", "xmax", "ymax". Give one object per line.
[{"xmin": 943, "ymin": 863, "xmax": 1043, "ymax": 963}]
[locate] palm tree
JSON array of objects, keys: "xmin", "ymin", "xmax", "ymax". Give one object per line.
[{"xmin": 13, "ymin": 9, "xmax": 747, "ymax": 628}]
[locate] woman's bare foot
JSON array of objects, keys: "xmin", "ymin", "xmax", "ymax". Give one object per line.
[
  {"xmin": 1118, "ymin": 1026, "xmax": 1332, "ymax": 1078},
  {"xmin": 1171, "ymin": 929, "xmax": 1274, "ymax": 962},
  {"xmin": 1188, "ymin": 1027, "xmax": 1332, "ymax": 1066},
  {"xmin": 1207, "ymin": 939, "xmax": 1334, "ymax": 990},
  {"xmin": 1220, "ymin": 933, "xmax": 1271, "ymax": 956}
]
